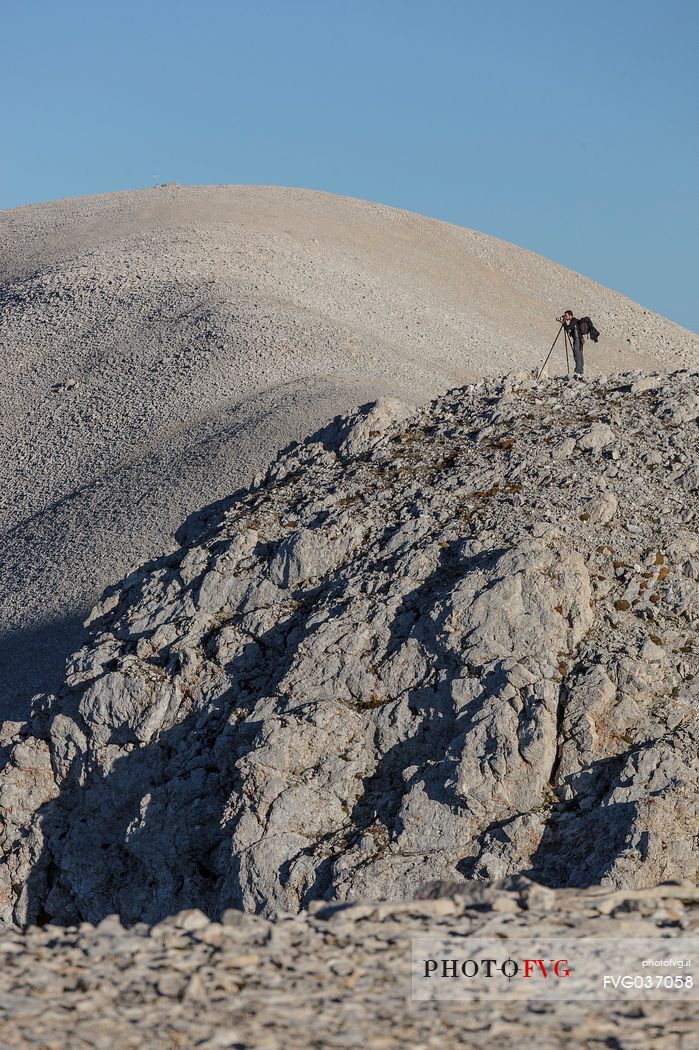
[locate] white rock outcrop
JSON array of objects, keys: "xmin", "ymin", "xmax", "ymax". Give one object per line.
[{"xmin": 1, "ymin": 370, "xmax": 699, "ymax": 926}]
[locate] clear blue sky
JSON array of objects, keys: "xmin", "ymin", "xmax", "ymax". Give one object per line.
[{"xmin": 2, "ymin": 0, "xmax": 697, "ymax": 331}]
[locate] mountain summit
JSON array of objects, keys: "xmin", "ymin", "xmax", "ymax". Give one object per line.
[{"xmin": 2, "ymin": 186, "xmax": 698, "ymax": 719}]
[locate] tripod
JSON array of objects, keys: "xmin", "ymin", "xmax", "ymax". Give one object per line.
[{"xmin": 537, "ymin": 323, "xmax": 573, "ymax": 379}]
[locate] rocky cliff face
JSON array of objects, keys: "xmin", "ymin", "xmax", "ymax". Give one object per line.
[{"xmin": 2, "ymin": 371, "xmax": 698, "ymax": 926}]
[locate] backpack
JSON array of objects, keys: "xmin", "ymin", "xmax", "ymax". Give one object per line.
[{"xmin": 578, "ymin": 316, "xmax": 600, "ymax": 342}]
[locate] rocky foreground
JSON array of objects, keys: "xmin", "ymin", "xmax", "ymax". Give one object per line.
[
  {"xmin": 2, "ymin": 369, "xmax": 699, "ymax": 928},
  {"xmin": 1, "ymin": 879, "xmax": 698, "ymax": 1049}
]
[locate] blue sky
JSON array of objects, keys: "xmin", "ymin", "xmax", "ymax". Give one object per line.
[{"xmin": 2, "ymin": 0, "xmax": 697, "ymax": 331}]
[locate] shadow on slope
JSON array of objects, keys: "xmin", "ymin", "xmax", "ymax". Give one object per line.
[
  {"xmin": 20, "ymin": 533, "xmax": 640, "ymax": 924},
  {"xmin": 23, "ymin": 559, "xmax": 338, "ymax": 925},
  {"xmin": 0, "ymin": 387, "xmax": 397, "ymax": 725},
  {"xmin": 0, "ymin": 614, "xmax": 85, "ymax": 727}
]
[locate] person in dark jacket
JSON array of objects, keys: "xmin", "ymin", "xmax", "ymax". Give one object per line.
[{"xmin": 562, "ymin": 310, "xmax": 584, "ymax": 375}]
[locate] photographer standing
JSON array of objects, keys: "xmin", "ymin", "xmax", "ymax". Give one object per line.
[{"xmin": 561, "ymin": 310, "xmax": 584, "ymax": 375}]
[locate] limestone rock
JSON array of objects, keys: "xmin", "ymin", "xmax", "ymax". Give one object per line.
[
  {"xmin": 2, "ymin": 370, "xmax": 699, "ymax": 926},
  {"xmin": 576, "ymin": 422, "xmax": 616, "ymax": 451},
  {"xmin": 335, "ymin": 397, "xmax": 412, "ymax": 459}
]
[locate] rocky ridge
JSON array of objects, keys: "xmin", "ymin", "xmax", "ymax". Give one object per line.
[{"xmin": 2, "ymin": 370, "xmax": 699, "ymax": 928}]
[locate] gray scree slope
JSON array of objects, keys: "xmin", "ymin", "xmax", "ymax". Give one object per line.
[
  {"xmin": 2, "ymin": 370, "xmax": 698, "ymax": 927},
  {"xmin": 2, "ymin": 184, "xmax": 698, "ymax": 720}
]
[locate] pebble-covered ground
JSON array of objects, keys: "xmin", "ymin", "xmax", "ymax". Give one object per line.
[{"xmin": 1, "ymin": 879, "xmax": 698, "ymax": 1049}]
